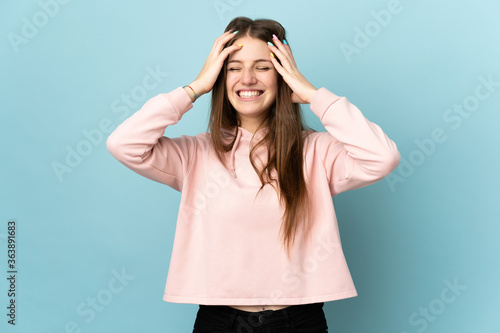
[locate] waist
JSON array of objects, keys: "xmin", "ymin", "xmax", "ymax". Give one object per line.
[
  {"xmin": 227, "ymin": 305, "xmax": 291, "ymax": 312},
  {"xmin": 195, "ymin": 302, "xmax": 327, "ymax": 330},
  {"xmin": 200, "ymin": 302, "xmax": 325, "ymax": 316}
]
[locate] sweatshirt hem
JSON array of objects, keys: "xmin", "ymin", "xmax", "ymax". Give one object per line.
[{"xmin": 162, "ymin": 290, "xmax": 358, "ymax": 305}]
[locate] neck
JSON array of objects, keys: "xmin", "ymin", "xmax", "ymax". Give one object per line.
[{"xmin": 239, "ymin": 116, "xmax": 268, "ymax": 134}]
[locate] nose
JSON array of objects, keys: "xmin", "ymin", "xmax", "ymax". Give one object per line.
[{"xmin": 241, "ymin": 68, "xmax": 257, "ymax": 85}]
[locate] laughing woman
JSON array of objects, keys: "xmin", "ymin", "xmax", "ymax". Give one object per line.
[{"xmin": 107, "ymin": 16, "xmax": 400, "ymax": 333}]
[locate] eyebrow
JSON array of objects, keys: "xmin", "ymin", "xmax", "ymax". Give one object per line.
[{"xmin": 227, "ymin": 59, "xmax": 272, "ymax": 64}]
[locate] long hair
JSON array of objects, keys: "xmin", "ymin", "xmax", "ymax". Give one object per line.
[{"xmin": 208, "ymin": 17, "xmax": 314, "ymax": 259}]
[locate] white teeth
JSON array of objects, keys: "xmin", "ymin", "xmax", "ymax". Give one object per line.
[{"xmin": 238, "ymin": 90, "xmax": 263, "ymax": 98}]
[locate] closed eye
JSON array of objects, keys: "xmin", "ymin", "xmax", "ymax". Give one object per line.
[{"xmin": 228, "ymin": 67, "xmax": 271, "ymax": 71}]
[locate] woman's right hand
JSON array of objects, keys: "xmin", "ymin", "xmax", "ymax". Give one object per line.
[{"xmin": 186, "ymin": 31, "xmax": 243, "ymax": 101}]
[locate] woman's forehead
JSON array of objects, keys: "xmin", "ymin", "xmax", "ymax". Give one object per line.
[{"xmin": 228, "ymin": 37, "xmax": 270, "ymax": 62}]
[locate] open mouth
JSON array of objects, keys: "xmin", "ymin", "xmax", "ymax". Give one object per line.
[{"xmin": 237, "ymin": 90, "xmax": 264, "ymax": 99}]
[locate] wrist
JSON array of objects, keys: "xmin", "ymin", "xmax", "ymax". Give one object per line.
[
  {"xmin": 189, "ymin": 81, "xmax": 205, "ymax": 97},
  {"xmin": 183, "ymin": 84, "xmax": 201, "ymax": 103},
  {"xmin": 306, "ymin": 88, "xmax": 318, "ymax": 104}
]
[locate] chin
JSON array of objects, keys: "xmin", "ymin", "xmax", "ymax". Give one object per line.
[{"xmin": 229, "ymin": 95, "xmax": 275, "ymax": 117}]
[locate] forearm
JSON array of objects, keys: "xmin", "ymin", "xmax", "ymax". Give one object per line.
[
  {"xmin": 183, "ymin": 81, "xmax": 206, "ymax": 103},
  {"xmin": 107, "ymin": 87, "xmax": 193, "ymax": 165},
  {"xmin": 310, "ymin": 88, "xmax": 400, "ymax": 194}
]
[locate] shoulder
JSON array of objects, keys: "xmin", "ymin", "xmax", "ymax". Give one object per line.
[
  {"xmin": 302, "ymin": 129, "xmax": 335, "ymax": 143},
  {"xmin": 168, "ymin": 132, "xmax": 211, "ymax": 149},
  {"xmin": 302, "ymin": 129, "xmax": 340, "ymax": 151}
]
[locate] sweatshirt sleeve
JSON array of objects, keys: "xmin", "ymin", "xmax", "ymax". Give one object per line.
[
  {"xmin": 106, "ymin": 86, "xmax": 195, "ymax": 191},
  {"xmin": 309, "ymin": 87, "xmax": 401, "ymax": 197}
]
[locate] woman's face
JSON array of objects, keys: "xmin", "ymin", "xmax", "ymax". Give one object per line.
[{"xmin": 226, "ymin": 36, "xmax": 278, "ymax": 131}]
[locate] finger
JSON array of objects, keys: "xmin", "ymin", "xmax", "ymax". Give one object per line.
[
  {"xmin": 212, "ymin": 31, "xmax": 237, "ymax": 54},
  {"xmin": 218, "ymin": 30, "xmax": 237, "ymax": 40},
  {"xmin": 269, "ymin": 52, "xmax": 286, "ymax": 77},
  {"xmin": 213, "ymin": 32, "xmax": 236, "ymax": 53},
  {"xmin": 222, "ymin": 43, "xmax": 243, "ymax": 55},
  {"xmin": 268, "ymin": 43, "xmax": 296, "ymax": 70},
  {"xmin": 270, "ymin": 36, "xmax": 289, "ymax": 54},
  {"xmin": 219, "ymin": 43, "xmax": 243, "ymax": 62},
  {"xmin": 270, "ymin": 36, "xmax": 297, "ymax": 67},
  {"xmin": 267, "ymin": 39, "xmax": 292, "ymax": 63},
  {"xmin": 267, "ymin": 44, "xmax": 293, "ymax": 71}
]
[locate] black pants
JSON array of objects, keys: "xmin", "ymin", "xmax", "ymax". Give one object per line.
[{"xmin": 192, "ymin": 302, "xmax": 328, "ymax": 333}]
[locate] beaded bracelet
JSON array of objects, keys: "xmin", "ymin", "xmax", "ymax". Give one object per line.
[{"xmin": 183, "ymin": 85, "xmax": 199, "ymax": 102}]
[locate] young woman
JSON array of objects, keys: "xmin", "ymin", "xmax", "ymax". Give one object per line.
[{"xmin": 107, "ymin": 16, "xmax": 400, "ymax": 333}]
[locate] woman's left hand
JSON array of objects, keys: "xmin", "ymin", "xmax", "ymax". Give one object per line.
[{"xmin": 268, "ymin": 36, "xmax": 318, "ymax": 104}]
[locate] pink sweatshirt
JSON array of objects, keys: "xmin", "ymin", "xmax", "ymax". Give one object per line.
[{"xmin": 106, "ymin": 86, "xmax": 401, "ymax": 305}]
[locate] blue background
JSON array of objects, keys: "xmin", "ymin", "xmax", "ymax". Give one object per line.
[{"xmin": 1, "ymin": 0, "xmax": 499, "ymax": 332}]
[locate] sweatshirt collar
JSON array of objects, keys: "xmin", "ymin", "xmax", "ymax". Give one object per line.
[{"xmin": 221, "ymin": 126, "xmax": 269, "ymax": 178}]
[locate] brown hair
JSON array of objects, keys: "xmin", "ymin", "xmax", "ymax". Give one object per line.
[{"xmin": 208, "ymin": 17, "xmax": 314, "ymax": 259}]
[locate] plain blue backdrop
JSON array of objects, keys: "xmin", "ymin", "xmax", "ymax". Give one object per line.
[{"xmin": 1, "ymin": 0, "xmax": 499, "ymax": 332}]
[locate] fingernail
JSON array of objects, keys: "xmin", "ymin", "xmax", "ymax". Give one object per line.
[
  {"xmin": 270, "ymin": 52, "xmax": 275, "ymax": 58},
  {"xmin": 267, "ymin": 41, "xmax": 274, "ymax": 46},
  {"xmin": 283, "ymin": 39, "xmax": 288, "ymax": 45},
  {"xmin": 233, "ymin": 30, "xmax": 239, "ymax": 34},
  {"xmin": 272, "ymin": 34, "xmax": 278, "ymax": 40},
  {"xmin": 238, "ymin": 44, "xmax": 243, "ymax": 47}
]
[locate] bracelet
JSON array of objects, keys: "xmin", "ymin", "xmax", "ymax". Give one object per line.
[{"xmin": 183, "ymin": 85, "xmax": 199, "ymax": 102}]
